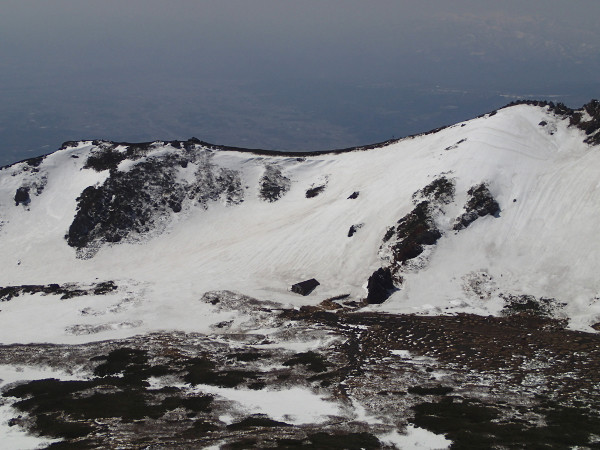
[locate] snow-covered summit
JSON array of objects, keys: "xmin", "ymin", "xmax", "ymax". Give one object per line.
[{"xmin": 1, "ymin": 100, "xmax": 600, "ymax": 344}]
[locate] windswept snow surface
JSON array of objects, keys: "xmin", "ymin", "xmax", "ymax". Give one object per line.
[{"xmin": 1, "ymin": 104, "xmax": 600, "ymax": 344}]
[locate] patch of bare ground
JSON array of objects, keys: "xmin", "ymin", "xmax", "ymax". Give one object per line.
[{"xmin": 2, "ymin": 309, "xmax": 600, "ymax": 448}]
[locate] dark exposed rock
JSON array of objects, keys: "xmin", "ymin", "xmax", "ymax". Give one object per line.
[
  {"xmin": 305, "ymin": 184, "xmax": 326, "ymax": 198},
  {"xmin": 259, "ymin": 165, "xmax": 290, "ymax": 202},
  {"xmin": 291, "ymin": 279, "xmax": 320, "ymax": 296},
  {"xmin": 25, "ymin": 155, "xmax": 45, "ymax": 167},
  {"xmin": 14, "ymin": 186, "xmax": 30, "ymax": 206},
  {"xmin": 348, "ymin": 223, "xmax": 363, "ymax": 237},
  {"xmin": 0, "ymin": 282, "xmax": 117, "ymax": 302},
  {"xmin": 387, "ymin": 201, "xmax": 442, "ymax": 264},
  {"xmin": 348, "ymin": 191, "xmax": 359, "ymax": 199},
  {"xmin": 454, "ymin": 183, "xmax": 500, "ymax": 231},
  {"xmin": 366, "ymin": 267, "xmax": 397, "ymax": 304},
  {"xmin": 67, "ymin": 152, "xmax": 243, "ymax": 256},
  {"xmin": 372, "ymin": 181, "xmax": 449, "ymax": 298},
  {"xmin": 444, "ymin": 138, "xmax": 467, "ymax": 151},
  {"xmin": 84, "ymin": 146, "xmax": 127, "ymax": 172}
]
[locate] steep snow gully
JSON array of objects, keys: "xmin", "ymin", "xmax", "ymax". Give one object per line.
[{"xmin": 0, "ymin": 100, "xmax": 600, "ymax": 448}]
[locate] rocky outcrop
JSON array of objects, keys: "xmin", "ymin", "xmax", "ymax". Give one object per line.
[
  {"xmin": 67, "ymin": 151, "xmax": 243, "ymax": 257},
  {"xmin": 368, "ymin": 177, "xmax": 455, "ymax": 303},
  {"xmin": 384, "ymin": 201, "xmax": 442, "ymax": 264},
  {"xmin": 14, "ymin": 187, "xmax": 30, "ymax": 206},
  {"xmin": 453, "ymin": 183, "xmax": 500, "ymax": 231},
  {"xmin": 291, "ymin": 279, "xmax": 320, "ymax": 296},
  {"xmin": 365, "ymin": 267, "xmax": 396, "ymax": 304},
  {"xmin": 0, "ymin": 281, "xmax": 117, "ymax": 302},
  {"xmin": 412, "ymin": 176, "xmax": 455, "ymax": 205},
  {"xmin": 259, "ymin": 165, "xmax": 290, "ymax": 202}
]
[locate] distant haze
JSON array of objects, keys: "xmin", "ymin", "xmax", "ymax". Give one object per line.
[{"xmin": 1, "ymin": 0, "xmax": 599, "ymax": 165}]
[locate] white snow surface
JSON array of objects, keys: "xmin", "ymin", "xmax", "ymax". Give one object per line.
[
  {"xmin": 1, "ymin": 105, "xmax": 600, "ymax": 344},
  {"xmin": 380, "ymin": 426, "xmax": 451, "ymax": 449},
  {"xmin": 193, "ymin": 385, "xmax": 341, "ymax": 425}
]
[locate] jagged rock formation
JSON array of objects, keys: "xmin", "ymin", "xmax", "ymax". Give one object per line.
[
  {"xmin": 67, "ymin": 151, "xmax": 243, "ymax": 257},
  {"xmin": 453, "ymin": 183, "xmax": 500, "ymax": 231},
  {"xmin": 366, "ymin": 267, "xmax": 396, "ymax": 304}
]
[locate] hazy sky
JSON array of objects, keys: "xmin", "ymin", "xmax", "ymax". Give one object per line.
[{"xmin": 1, "ymin": 1, "xmax": 599, "ymax": 165}]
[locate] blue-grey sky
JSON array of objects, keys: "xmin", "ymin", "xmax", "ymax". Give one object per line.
[{"xmin": 1, "ymin": 0, "xmax": 599, "ymax": 165}]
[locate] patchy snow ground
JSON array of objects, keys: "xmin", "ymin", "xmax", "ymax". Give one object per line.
[
  {"xmin": 0, "ymin": 365, "xmax": 85, "ymax": 449},
  {"xmin": 195, "ymin": 385, "xmax": 341, "ymax": 425}
]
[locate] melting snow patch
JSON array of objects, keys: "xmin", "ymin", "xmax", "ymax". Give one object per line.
[
  {"xmin": 193, "ymin": 385, "xmax": 341, "ymax": 424},
  {"xmin": 380, "ymin": 425, "xmax": 451, "ymax": 449}
]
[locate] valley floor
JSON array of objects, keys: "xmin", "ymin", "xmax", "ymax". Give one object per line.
[{"xmin": 1, "ymin": 297, "xmax": 600, "ymax": 449}]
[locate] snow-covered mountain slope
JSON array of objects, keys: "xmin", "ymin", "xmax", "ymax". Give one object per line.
[{"xmin": 1, "ymin": 101, "xmax": 600, "ymax": 344}]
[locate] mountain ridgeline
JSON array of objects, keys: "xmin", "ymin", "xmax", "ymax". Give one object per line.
[{"xmin": 1, "ymin": 99, "xmax": 600, "ymax": 324}]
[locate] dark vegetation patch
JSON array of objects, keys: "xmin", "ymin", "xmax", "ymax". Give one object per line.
[
  {"xmin": 223, "ymin": 438, "xmax": 259, "ymax": 449},
  {"xmin": 84, "ymin": 146, "xmax": 127, "ymax": 172},
  {"xmin": 25, "ymin": 155, "xmax": 46, "ymax": 167},
  {"xmin": 162, "ymin": 394, "xmax": 213, "ymax": 412},
  {"xmin": 408, "ymin": 385, "xmax": 454, "ymax": 396},
  {"xmin": 0, "ymin": 154, "xmax": 49, "ymax": 171},
  {"xmin": 283, "ymin": 351, "xmax": 328, "ymax": 373},
  {"xmin": 303, "ymin": 432, "xmax": 381, "ymax": 449},
  {"xmin": 181, "ymin": 419, "xmax": 220, "ymax": 437},
  {"xmin": 0, "ymin": 281, "xmax": 117, "ymax": 302},
  {"xmin": 91, "ymin": 347, "xmax": 171, "ymax": 383},
  {"xmin": 14, "ymin": 186, "xmax": 30, "ymax": 206},
  {"xmin": 305, "ymin": 184, "xmax": 326, "ymax": 198},
  {"xmin": 228, "ymin": 352, "xmax": 264, "ymax": 362},
  {"xmin": 1, "ymin": 346, "xmax": 220, "ymax": 444},
  {"xmin": 412, "ymin": 176, "xmax": 455, "ymax": 205},
  {"xmin": 272, "ymin": 432, "xmax": 381, "ymax": 449},
  {"xmin": 453, "ymin": 183, "xmax": 500, "ymax": 231},
  {"xmin": 501, "ymin": 294, "xmax": 566, "ymax": 318},
  {"xmin": 259, "ymin": 165, "xmax": 291, "ymax": 202},
  {"xmin": 412, "ymin": 397, "xmax": 600, "ymax": 449},
  {"xmin": 183, "ymin": 356, "xmax": 259, "ymax": 388},
  {"xmin": 365, "ymin": 267, "xmax": 397, "ymax": 304}
]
